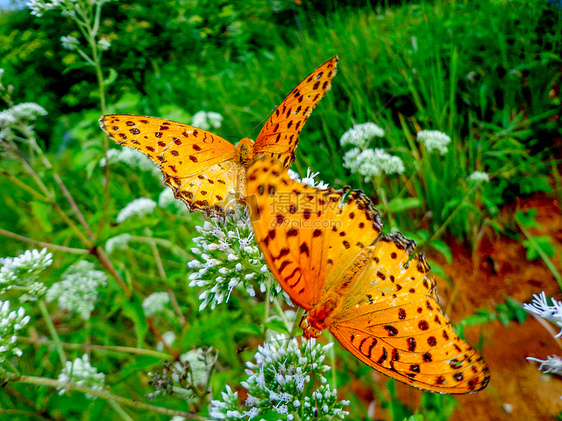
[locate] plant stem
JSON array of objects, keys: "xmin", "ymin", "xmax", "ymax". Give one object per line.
[
  {"xmin": 18, "ymin": 336, "xmax": 173, "ymax": 360},
  {"xmin": 0, "ymin": 229, "xmax": 90, "ymax": 254},
  {"xmin": 38, "ymin": 300, "xmax": 67, "ymax": 365},
  {"xmin": 13, "ymin": 376, "xmax": 204, "ymax": 419}
]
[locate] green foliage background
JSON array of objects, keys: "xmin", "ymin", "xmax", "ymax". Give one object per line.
[{"xmin": 0, "ymin": 0, "xmax": 561, "ymax": 419}]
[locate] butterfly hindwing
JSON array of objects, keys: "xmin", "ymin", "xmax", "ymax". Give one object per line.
[
  {"xmin": 329, "ymin": 233, "xmax": 490, "ymax": 394},
  {"xmin": 99, "ymin": 114, "xmax": 239, "ymax": 217},
  {"xmin": 254, "ymin": 56, "xmax": 338, "ymax": 169}
]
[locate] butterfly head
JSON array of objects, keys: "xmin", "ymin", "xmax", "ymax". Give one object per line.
[
  {"xmin": 300, "ymin": 298, "xmax": 339, "ymax": 339},
  {"xmin": 236, "ymin": 138, "xmax": 255, "ymax": 167}
]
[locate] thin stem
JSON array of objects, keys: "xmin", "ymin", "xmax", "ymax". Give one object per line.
[
  {"xmin": 0, "ymin": 229, "xmax": 90, "ymax": 254},
  {"xmin": 0, "ymin": 168, "xmax": 48, "ymax": 202},
  {"xmin": 290, "ymin": 307, "xmax": 305, "ymax": 339},
  {"xmin": 108, "ymin": 400, "xmax": 134, "ymax": 421},
  {"xmin": 18, "ymin": 336, "xmax": 173, "ymax": 360},
  {"xmin": 13, "ymin": 376, "xmax": 203, "ymax": 420},
  {"xmin": 263, "ymin": 280, "xmax": 271, "ymax": 338},
  {"xmin": 167, "ymin": 287, "xmax": 187, "ymax": 326},
  {"xmin": 272, "ymin": 296, "xmax": 291, "ymax": 333},
  {"xmin": 151, "ymin": 242, "xmax": 167, "ymax": 280},
  {"xmin": 26, "ymin": 129, "xmax": 95, "ymax": 241},
  {"xmin": 93, "ymin": 246, "xmax": 130, "ymax": 295},
  {"xmin": 38, "ymin": 300, "xmax": 67, "ymax": 365},
  {"xmin": 424, "ymin": 182, "xmax": 481, "ymax": 246}
]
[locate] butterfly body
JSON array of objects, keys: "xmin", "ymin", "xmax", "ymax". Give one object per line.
[
  {"xmin": 100, "ymin": 56, "xmax": 338, "ymax": 218},
  {"xmin": 246, "ymin": 156, "xmax": 490, "ymax": 394}
]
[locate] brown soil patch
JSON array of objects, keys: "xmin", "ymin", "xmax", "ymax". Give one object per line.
[{"xmin": 367, "ymin": 193, "xmax": 562, "ymax": 420}]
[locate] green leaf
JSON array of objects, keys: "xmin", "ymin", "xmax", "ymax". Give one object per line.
[
  {"xmin": 30, "ymin": 201, "xmax": 53, "ymax": 233},
  {"xmin": 386, "ymin": 197, "xmax": 422, "ymax": 214},
  {"xmin": 514, "ymin": 209, "xmax": 540, "ymax": 228},
  {"xmin": 428, "ymin": 239, "xmax": 452, "ymax": 264},
  {"xmin": 522, "ymin": 235, "xmax": 555, "ymax": 261},
  {"xmin": 263, "ymin": 317, "xmax": 290, "ymax": 335}
]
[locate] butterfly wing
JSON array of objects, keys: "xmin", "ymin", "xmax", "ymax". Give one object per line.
[
  {"xmin": 253, "ymin": 56, "xmax": 338, "ymax": 169},
  {"xmin": 99, "ymin": 114, "xmax": 240, "ymax": 217},
  {"xmin": 246, "ymin": 156, "xmax": 489, "ymax": 394},
  {"xmin": 328, "ymin": 233, "xmax": 490, "ymax": 394},
  {"xmin": 246, "ymin": 155, "xmax": 382, "ymax": 310}
]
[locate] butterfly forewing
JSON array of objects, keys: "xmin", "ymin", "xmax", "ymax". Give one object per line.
[
  {"xmin": 254, "ymin": 56, "xmax": 338, "ymax": 169},
  {"xmin": 99, "ymin": 114, "xmax": 239, "ymax": 217},
  {"xmin": 246, "ymin": 156, "xmax": 383, "ymax": 308}
]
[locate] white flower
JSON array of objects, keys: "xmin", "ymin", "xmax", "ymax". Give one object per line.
[
  {"xmin": 46, "ymin": 261, "xmax": 107, "ymax": 320},
  {"xmin": 142, "ymin": 292, "xmax": 170, "ymax": 317},
  {"xmin": 0, "ymin": 248, "xmax": 53, "ymax": 295},
  {"xmin": 0, "ymin": 103, "xmax": 47, "ymax": 128},
  {"xmin": 288, "ymin": 168, "xmax": 329, "ymax": 189},
  {"xmin": 468, "ymin": 171, "xmax": 490, "ymax": 183},
  {"xmin": 0, "ymin": 300, "xmax": 30, "ymax": 364},
  {"xmin": 100, "ymin": 147, "xmax": 160, "ymax": 175},
  {"xmin": 188, "ymin": 206, "xmax": 286, "ymax": 311},
  {"xmin": 158, "ymin": 188, "xmax": 186, "ymax": 213},
  {"xmin": 61, "ymin": 35, "xmax": 80, "ymax": 50},
  {"xmin": 57, "ymin": 354, "xmax": 105, "ymax": 399},
  {"xmin": 97, "ymin": 38, "xmax": 111, "ymax": 51},
  {"xmin": 340, "ymin": 122, "xmax": 385, "ymax": 148},
  {"xmin": 105, "ymin": 233, "xmax": 131, "ymax": 254},
  {"xmin": 191, "ymin": 111, "xmax": 223, "ymax": 131},
  {"xmin": 116, "ymin": 198, "xmax": 157, "ymax": 223},
  {"xmin": 527, "ymin": 355, "xmax": 562, "ymax": 375},
  {"xmin": 524, "ymin": 292, "xmax": 562, "ymax": 337},
  {"xmin": 210, "ymin": 334, "xmax": 349, "ymax": 420},
  {"xmin": 417, "ymin": 130, "xmax": 451, "ymax": 155},
  {"xmin": 343, "ymin": 148, "xmax": 405, "ymax": 179}
]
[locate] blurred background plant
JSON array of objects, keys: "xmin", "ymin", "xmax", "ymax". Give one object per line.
[{"xmin": 1, "ymin": 0, "xmax": 562, "ymax": 419}]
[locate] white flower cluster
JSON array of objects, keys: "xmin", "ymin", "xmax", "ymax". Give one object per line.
[
  {"xmin": 417, "ymin": 130, "xmax": 451, "ymax": 155},
  {"xmin": 188, "ymin": 207, "xmax": 285, "ymax": 311},
  {"xmin": 46, "ymin": 261, "xmax": 108, "ymax": 320},
  {"xmin": 287, "ymin": 168, "xmax": 330, "ymax": 190},
  {"xmin": 340, "ymin": 122, "xmax": 385, "ymax": 148},
  {"xmin": 209, "ymin": 334, "xmax": 349, "ymax": 420},
  {"xmin": 27, "ymin": 0, "xmax": 116, "ymax": 18},
  {"xmin": 524, "ymin": 292, "xmax": 562, "ymax": 337},
  {"xmin": 100, "ymin": 148, "xmax": 161, "ymax": 176},
  {"xmin": 0, "ymin": 102, "xmax": 47, "ymax": 129},
  {"xmin": 527, "ymin": 355, "xmax": 562, "ymax": 375},
  {"xmin": 467, "ymin": 171, "xmax": 490, "ymax": 183},
  {"xmin": 343, "ymin": 148, "xmax": 405, "ymax": 179},
  {"xmin": 97, "ymin": 38, "xmax": 111, "ymax": 51},
  {"xmin": 116, "ymin": 197, "xmax": 157, "ymax": 223},
  {"xmin": 105, "ymin": 233, "xmax": 132, "ymax": 254},
  {"xmin": 57, "ymin": 354, "xmax": 105, "ymax": 399},
  {"xmin": 191, "ymin": 111, "xmax": 223, "ymax": 131},
  {"xmin": 158, "ymin": 188, "xmax": 187, "ymax": 214},
  {"xmin": 0, "ymin": 248, "xmax": 53, "ymax": 297},
  {"xmin": 524, "ymin": 292, "xmax": 562, "ymax": 375},
  {"xmin": 142, "ymin": 291, "xmax": 170, "ymax": 317},
  {"xmin": 61, "ymin": 35, "xmax": 80, "ymax": 50},
  {"xmin": 0, "ymin": 300, "xmax": 30, "ymax": 365}
]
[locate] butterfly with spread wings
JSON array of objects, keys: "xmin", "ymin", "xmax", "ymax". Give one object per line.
[
  {"xmin": 99, "ymin": 57, "xmax": 338, "ymax": 218},
  {"xmin": 246, "ymin": 156, "xmax": 490, "ymax": 394}
]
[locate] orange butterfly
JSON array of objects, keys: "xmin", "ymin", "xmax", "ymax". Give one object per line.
[
  {"xmin": 99, "ymin": 57, "xmax": 338, "ymax": 218},
  {"xmin": 246, "ymin": 156, "xmax": 490, "ymax": 394}
]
